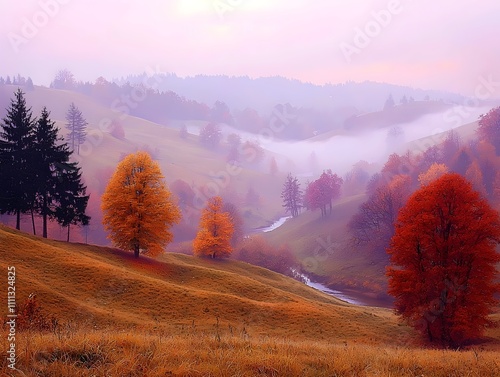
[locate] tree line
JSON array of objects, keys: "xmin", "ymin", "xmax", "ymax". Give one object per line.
[{"xmin": 0, "ymin": 89, "xmax": 89, "ymax": 240}]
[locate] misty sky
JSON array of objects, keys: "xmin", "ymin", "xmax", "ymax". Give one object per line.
[{"xmin": 2, "ymin": 0, "xmax": 500, "ymax": 96}]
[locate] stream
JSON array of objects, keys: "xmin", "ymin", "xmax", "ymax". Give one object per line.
[{"xmin": 259, "ymin": 216, "xmax": 375, "ymax": 307}]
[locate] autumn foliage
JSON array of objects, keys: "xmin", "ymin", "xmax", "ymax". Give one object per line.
[
  {"xmin": 193, "ymin": 196, "xmax": 234, "ymax": 259},
  {"xmin": 101, "ymin": 152, "xmax": 181, "ymax": 258},
  {"xmin": 477, "ymin": 106, "xmax": 500, "ymax": 154},
  {"xmin": 349, "ymin": 174, "xmax": 411, "ymax": 259},
  {"xmin": 387, "ymin": 173, "xmax": 500, "ymax": 347},
  {"xmin": 304, "ymin": 170, "xmax": 343, "ymax": 217}
]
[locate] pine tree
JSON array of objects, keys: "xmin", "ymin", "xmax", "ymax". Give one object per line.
[
  {"xmin": 0, "ymin": 89, "xmax": 36, "ymax": 230},
  {"xmin": 193, "ymin": 196, "xmax": 234, "ymax": 259},
  {"xmin": 65, "ymin": 103, "xmax": 87, "ymax": 155},
  {"xmin": 33, "ymin": 107, "xmax": 73, "ymax": 238},
  {"xmin": 101, "ymin": 152, "xmax": 181, "ymax": 257},
  {"xmin": 54, "ymin": 163, "xmax": 90, "ymax": 241}
]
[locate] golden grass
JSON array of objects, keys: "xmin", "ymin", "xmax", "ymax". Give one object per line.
[
  {"xmin": 2, "ymin": 327, "xmax": 500, "ymax": 376},
  {"xmin": 1, "ymin": 225, "xmax": 500, "ymax": 376},
  {"xmin": 0, "ymin": 225, "xmax": 408, "ymax": 343}
]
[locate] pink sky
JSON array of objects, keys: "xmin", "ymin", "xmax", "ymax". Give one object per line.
[{"xmin": 2, "ymin": 0, "xmax": 500, "ymax": 96}]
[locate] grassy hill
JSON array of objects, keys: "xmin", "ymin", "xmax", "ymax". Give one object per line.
[
  {"xmin": 0, "ymin": 85, "xmax": 287, "ymax": 243},
  {"xmin": 1, "ymin": 226, "xmax": 499, "ymax": 376}
]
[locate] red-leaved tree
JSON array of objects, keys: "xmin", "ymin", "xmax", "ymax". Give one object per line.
[
  {"xmin": 387, "ymin": 173, "xmax": 500, "ymax": 347},
  {"xmin": 304, "ymin": 170, "xmax": 343, "ymax": 217}
]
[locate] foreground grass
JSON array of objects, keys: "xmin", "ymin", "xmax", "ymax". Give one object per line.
[{"xmin": 2, "ymin": 327, "xmax": 499, "ymax": 377}]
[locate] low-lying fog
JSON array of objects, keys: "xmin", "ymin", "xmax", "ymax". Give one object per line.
[{"xmin": 198, "ymin": 105, "xmax": 494, "ymax": 176}]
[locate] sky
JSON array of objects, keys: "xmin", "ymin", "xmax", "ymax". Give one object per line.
[{"xmin": 2, "ymin": 0, "xmax": 500, "ymax": 96}]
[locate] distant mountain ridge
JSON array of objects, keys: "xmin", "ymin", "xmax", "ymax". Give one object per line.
[{"xmin": 115, "ymin": 74, "xmax": 466, "ymax": 113}]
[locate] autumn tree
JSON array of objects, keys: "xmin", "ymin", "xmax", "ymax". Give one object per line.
[
  {"xmin": 281, "ymin": 173, "xmax": 302, "ymax": 217},
  {"xmin": 441, "ymin": 130, "xmax": 461, "ymax": 163},
  {"xmin": 199, "ymin": 122, "xmax": 222, "ymax": 149},
  {"xmin": 418, "ymin": 163, "xmax": 448, "ymax": 186},
  {"xmin": 477, "ymin": 106, "xmax": 500, "ymax": 154},
  {"xmin": 349, "ymin": 174, "xmax": 411, "ymax": 259},
  {"xmin": 193, "ymin": 196, "xmax": 234, "ymax": 259},
  {"xmin": 387, "ymin": 173, "xmax": 500, "ymax": 347},
  {"xmin": 304, "ymin": 170, "xmax": 343, "ymax": 217},
  {"xmin": 65, "ymin": 102, "xmax": 87, "ymax": 155},
  {"xmin": 465, "ymin": 161, "xmax": 486, "ymax": 196},
  {"xmin": 101, "ymin": 152, "xmax": 181, "ymax": 258}
]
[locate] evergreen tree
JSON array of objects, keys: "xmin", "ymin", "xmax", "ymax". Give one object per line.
[
  {"xmin": 54, "ymin": 163, "xmax": 90, "ymax": 241},
  {"xmin": 65, "ymin": 102, "xmax": 87, "ymax": 155},
  {"xmin": 383, "ymin": 94, "xmax": 395, "ymax": 110},
  {"xmin": 33, "ymin": 107, "xmax": 72, "ymax": 238},
  {"xmin": 0, "ymin": 89, "xmax": 36, "ymax": 230},
  {"xmin": 25, "ymin": 77, "xmax": 34, "ymax": 91}
]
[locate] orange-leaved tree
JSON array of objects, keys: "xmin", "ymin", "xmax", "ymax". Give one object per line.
[
  {"xmin": 193, "ymin": 196, "xmax": 234, "ymax": 258},
  {"xmin": 387, "ymin": 173, "xmax": 500, "ymax": 347},
  {"xmin": 101, "ymin": 151, "xmax": 181, "ymax": 258}
]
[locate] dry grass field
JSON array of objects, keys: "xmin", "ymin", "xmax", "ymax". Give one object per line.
[{"xmin": 1, "ymin": 225, "xmax": 499, "ymax": 376}]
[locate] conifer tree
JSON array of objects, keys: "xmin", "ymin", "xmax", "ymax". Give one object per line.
[
  {"xmin": 0, "ymin": 89, "xmax": 36, "ymax": 230},
  {"xmin": 33, "ymin": 107, "xmax": 73, "ymax": 238},
  {"xmin": 65, "ymin": 102, "xmax": 87, "ymax": 155},
  {"xmin": 54, "ymin": 163, "xmax": 90, "ymax": 241}
]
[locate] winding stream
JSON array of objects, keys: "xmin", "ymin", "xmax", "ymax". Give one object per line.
[{"xmin": 259, "ymin": 216, "xmax": 372, "ymax": 306}]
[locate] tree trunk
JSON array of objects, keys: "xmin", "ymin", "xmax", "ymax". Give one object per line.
[
  {"xmin": 42, "ymin": 194, "xmax": 48, "ymax": 238},
  {"xmin": 134, "ymin": 245, "xmax": 140, "ymax": 258},
  {"xmin": 31, "ymin": 209, "xmax": 36, "ymax": 235},
  {"xmin": 66, "ymin": 224, "xmax": 70, "ymax": 242},
  {"xmin": 16, "ymin": 209, "xmax": 20, "ymax": 230},
  {"xmin": 42, "ymin": 212, "xmax": 47, "ymax": 238}
]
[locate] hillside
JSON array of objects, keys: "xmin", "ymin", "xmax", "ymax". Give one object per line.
[
  {"xmin": 1, "ymin": 226, "xmax": 499, "ymax": 376},
  {"xmin": 0, "ymin": 225, "xmax": 400, "ymax": 340},
  {"xmin": 0, "ymin": 85, "xmax": 287, "ymax": 244}
]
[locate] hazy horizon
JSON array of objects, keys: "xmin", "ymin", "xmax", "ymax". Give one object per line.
[{"xmin": 3, "ymin": 0, "xmax": 500, "ymax": 97}]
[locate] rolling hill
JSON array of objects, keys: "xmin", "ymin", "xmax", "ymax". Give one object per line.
[
  {"xmin": 0, "ymin": 84, "xmax": 288, "ymax": 244},
  {"xmin": 1, "ymin": 226, "xmax": 499, "ymax": 376}
]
